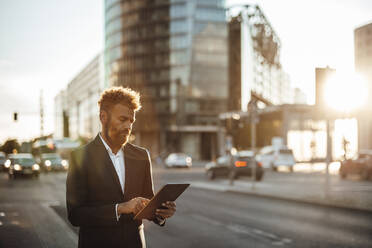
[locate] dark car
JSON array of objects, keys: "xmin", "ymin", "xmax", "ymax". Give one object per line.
[
  {"xmin": 40, "ymin": 153, "xmax": 68, "ymax": 172},
  {"xmin": 205, "ymin": 151, "xmax": 264, "ymax": 181},
  {"xmin": 7, "ymin": 153, "xmax": 40, "ymax": 179},
  {"xmin": 0, "ymin": 152, "xmax": 6, "ymax": 172},
  {"xmin": 339, "ymin": 150, "xmax": 372, "ymax": 180}
]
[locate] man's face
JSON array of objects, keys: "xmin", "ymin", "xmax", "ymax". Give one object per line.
[{"xmin": 103, "ymin": 103, "xmax": 135, "ymax": 147}]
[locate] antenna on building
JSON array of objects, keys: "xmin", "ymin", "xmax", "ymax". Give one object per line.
[{"xmin": 40, "ymin": 89, "xmax": 44, "ymax": 137}]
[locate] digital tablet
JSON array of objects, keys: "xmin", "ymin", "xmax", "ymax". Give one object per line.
[{"xmin": 134, "ymin": 183, "xmax": 190, "ymax": 220}]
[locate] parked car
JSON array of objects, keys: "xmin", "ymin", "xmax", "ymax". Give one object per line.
[
  {"xmin": 40, "ymin": 153, "xmax": 68, "ymax": 172},
  {"xmin": 0, "ymin": 152, "xmax": 6, "ymax": 172},
  {"xmin": 7, "ymin": 153, "xmax": 40, "ymax": 179},
  {"xmin": 164, "ymin": 153, "xmax": 192, "ymax": 168},
  {"xmin": 339, "ymin": 150, "xmax": 372, "ymax": 180},
  {"xmin": 205, "ymin": 150, "xmax": 264, "ymax": 181},
  {"xmin": 256, "ymin": 146, "xmax": 296, "ymax": 172}
]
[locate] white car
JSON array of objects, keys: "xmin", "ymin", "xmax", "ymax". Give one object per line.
[
  {"xmin": 256, "ymin": 146, "xmax": 296, "ymax": 172},
  {"xmin": 164, "ymin": 153, "xmax": 192, "ymax": 168}
]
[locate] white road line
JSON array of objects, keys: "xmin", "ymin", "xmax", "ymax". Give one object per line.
[
  {"xmin": 0, "ymin": 212, "xmax": 5, "ymax": 217},
  {"xmin": 190, "ymin": 213, "xmax": 292, "ymax": 246},
  {"xmin": 190, "ymin": 182, "xmax": 227, "ymax": 192}
]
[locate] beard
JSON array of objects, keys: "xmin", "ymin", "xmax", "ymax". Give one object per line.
[
  {"xmin": 104, "ymin": 116, "xmax": 131, "ymax": 148},
  {"xmin": 105, "ymin": 127, "xmax": 130, "ymax": 147}
]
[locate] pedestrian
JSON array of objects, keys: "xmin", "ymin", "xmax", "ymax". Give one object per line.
[{"xmin": 66, "ymin": 86, "xmax": 176, "ymax": 248}]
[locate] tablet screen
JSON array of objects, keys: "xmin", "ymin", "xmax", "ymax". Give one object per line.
[{"xmin": 134, "ymin": 183, "xmax": 190, "ymax": 220}]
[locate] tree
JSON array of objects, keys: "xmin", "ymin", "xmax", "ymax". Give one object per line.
[{"xmin": 0, "ymin": 139, "xmax": 21, "ymax": 155}]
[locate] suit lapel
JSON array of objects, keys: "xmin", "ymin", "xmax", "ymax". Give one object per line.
[
  {"xmin": 123, "ymin": 144, "xmax": 140, "ymax": 199},
  {"xmin": 93, "ymin": 135, "xmax": 124, "ymax": 197}
]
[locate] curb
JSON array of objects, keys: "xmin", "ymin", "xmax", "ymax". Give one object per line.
[
  {"xmin": 191, "ymin": 182, "xmax": 372, "ymax": 214},
  {"xmin": 225, "ymin": 188, "xmax": 372, "ymax": 214}
]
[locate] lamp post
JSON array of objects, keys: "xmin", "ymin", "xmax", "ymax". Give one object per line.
[{"xmin": 248, "ymin": 99, "xmax": 259, "ymax": 189}]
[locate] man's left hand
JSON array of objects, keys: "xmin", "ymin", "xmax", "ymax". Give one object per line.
[{"xmin": 155, "ymin": 201, "xmax": 176, "ymax": 219}]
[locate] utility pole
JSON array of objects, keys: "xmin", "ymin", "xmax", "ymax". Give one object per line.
[
  {"xmin": 248, "ymin": 99, "xmax": 258, "ymax": 189},
  {"xmin": 40, "ymin": 90, "xmax": 44, "ymax": 137},
  {"xmin": 325, "ymin": 119, "xmax": 332, "ymax": 199}
]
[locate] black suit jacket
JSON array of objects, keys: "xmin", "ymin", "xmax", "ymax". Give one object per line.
[{"xmin": 66, "ymin": 135, "xmax": 161, "ymax": 248}]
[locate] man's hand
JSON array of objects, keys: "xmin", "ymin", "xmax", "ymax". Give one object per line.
[
  {"xmin": 118, "ymin": 197, "xmax": 149, "ymax": 215},
  {"xmin": 155, "ymin": 201, "xmax": 176, "ymax": 219}
]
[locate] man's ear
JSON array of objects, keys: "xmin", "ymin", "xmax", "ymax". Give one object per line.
[{"xmin": 100, "ymin": 110, "xmax": 107, "ymax": 125}]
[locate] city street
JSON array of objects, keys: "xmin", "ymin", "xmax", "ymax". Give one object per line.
[{"xmin": 1, "ymin": 167, "xmax": 372, "ymax": 248}]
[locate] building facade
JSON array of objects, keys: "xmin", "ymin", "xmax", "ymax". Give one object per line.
[
  {"xmin": 228, "ymin": 5, "xmax": 294, "ymax": 111},
  {"xmin": 315, "ymin": 66, "xmax": 336, "ymax": 108},
  {"xmin": 54, "ymin": 54, "xmax": 105, "ymax": 141},
  {"xmin": 355, "ymin": 22, "xmax": 372, "ymax": 150},
  {"xmin": 104, "ymin": 0, "xmax": 228, "ymax": 160}
]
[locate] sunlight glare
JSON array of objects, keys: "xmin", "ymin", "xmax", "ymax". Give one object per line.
[{"xmin": 324, "ymin": 73, "xmax": 367, "ymax": 112}]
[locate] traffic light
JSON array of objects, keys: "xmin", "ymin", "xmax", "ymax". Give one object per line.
[{"xmin": 13, "ymin": 112, "xmax": 18, "ymax": 121}]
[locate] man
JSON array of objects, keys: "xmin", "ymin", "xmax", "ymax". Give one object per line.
[{"xmin": 66, "ymin": 87, "xmax": 176, "ymax": 248}]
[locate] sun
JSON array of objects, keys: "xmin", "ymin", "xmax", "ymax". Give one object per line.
[{"xmin": 324, "ymin": 73, "xmax": 367, "ymax": 113}]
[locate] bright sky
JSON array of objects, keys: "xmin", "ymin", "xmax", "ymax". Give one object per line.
[
  {"xmin": 0, "ymin": 0, "xmax": 103, "ymax": 143},
  {"xmin": 0, "ymin": 0, "xmax": 371, "ymax": 144}
]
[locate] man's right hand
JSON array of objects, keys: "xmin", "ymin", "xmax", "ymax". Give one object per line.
[{"xmin": 117, "ymin": 197, "xmax": 149, "ymax": 215}]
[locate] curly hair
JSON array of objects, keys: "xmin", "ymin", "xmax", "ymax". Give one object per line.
[{"xmin": 98, "ymin": 86, "xmax": 141, "ymax": 113}]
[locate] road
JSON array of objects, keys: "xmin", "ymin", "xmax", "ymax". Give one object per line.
[{"xmin": 0, "ymin": 168, "xmax": 372, "ymax": 248}]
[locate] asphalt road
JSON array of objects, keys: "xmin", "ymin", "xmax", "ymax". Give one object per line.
[{"xmin": 0, "ymin": 168, "xmax": 372, "ymax": 248}]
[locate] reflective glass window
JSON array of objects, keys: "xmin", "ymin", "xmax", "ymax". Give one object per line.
[
  {"xmin": 193, "ymin": 53, "xmax": 227, "ymax": 67},
  {"xmin": 170, "ymin": 20, "xmax": 188, "ymax": 34},
  {"xmin": 106, "ymin": 18, "xmax": 122, "ymax": 35},
  {"xmin": 106, "ymin": 4, "xmax": 122, "ymax": 22},
  {"xmin": 170, "ymin": 51, "xmax": 188, "ymax": 65},
  {"xmin": 107, "ymin": 46, "xmax": 122, "ymax": 63},
  {"xmin": 195, "ymin": 8, "xmax": 225, "ymax": 22},
  {"xmin": 105, "ymin": 0, "xmax": 120, "ymax": 10},
  {"xmin": 170, "ymin": 35, "xmax": 189, "ymax": 49},
  {"xmin": 106, "ymin": 32, "xmax": 122, "ymax": 49},
  {"xmin": 193, "ymin": 37, "xmax": 226, "ymax": 52},
  {"xmin": 170, "ymin": 66, "xmax": 189, "ymax": 84},
  {"xmin": 198, "ymin": 0, "xmax": 225, "ymax": 8},
  {"xmin": 170, "ymin": 4, "xmax": 187, "ymax": 18},
  {"xmin": 193, "ymin": 22, "xmax": 227, "ymax": 36}
]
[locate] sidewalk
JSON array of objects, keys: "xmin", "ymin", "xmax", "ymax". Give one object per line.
[{"xmin": 190, "ymin": 171, "xmax": 372, "ymax": 212}]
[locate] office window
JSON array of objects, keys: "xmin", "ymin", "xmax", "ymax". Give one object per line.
[
  {"xmin": 170, "ymin": 35, "xmax": 189, "ymax": 49},
  {"xmin": 170, "ymin": 4, "xmax": 187, "ymax": 18},
  {"xmin": 170, "ymin": 20, "xmax": 188, "ymax": 34}
]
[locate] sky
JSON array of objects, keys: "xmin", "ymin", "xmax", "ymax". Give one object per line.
[
  {"xmin": 0, "ymin": 0, "xmax": 104, "ymax": 143},
  {"xmin": 0, "ymin": 0, "xmax": 371, "ymax": 144}
]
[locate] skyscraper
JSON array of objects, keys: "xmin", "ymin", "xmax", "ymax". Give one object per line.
[
  {"xmin": 104, "ymin": 0, "xmax": 228, "ymax": 160},
  {"xmin": 355, "ymin": 22, "xmax": 372, "ymax": 150},
  {"xmin": 228, "ymin": 5, "xmax": 293, "ymax": 111}
]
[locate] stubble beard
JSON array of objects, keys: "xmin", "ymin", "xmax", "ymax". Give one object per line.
[{"xmin": 104, "ymin": 119, "xmax": 130, "ymax": 148}]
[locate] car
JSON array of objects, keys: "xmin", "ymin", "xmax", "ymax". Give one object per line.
[
  {"xmin": 40, "ymin": 153, "xmax": 68, "ymax": 172},
  {"xmin": 7, "ymin": 153, "xmax": 40, "ymax": 179},
  {"xmin": 256, "ymin": 146, "xmax": 296, "ymax": 172},
  {"xmin": 0, "ymin": 152, "xmax": 6, "ymax": 172},
  {"xmin": 164, "ymin": 153, "xmax": 192, "ymax": 168},
  {"xmin": 205, "ymin": 150, "xmax": 264, "ymax": 181},
  {"xmin": 339, "ymin": 150, "xmax": 372, "ymax": 180}
]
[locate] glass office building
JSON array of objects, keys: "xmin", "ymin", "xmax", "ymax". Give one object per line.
[{"xmin": 104, "ymin": 0, "xmax": 228, "ymax": 160}]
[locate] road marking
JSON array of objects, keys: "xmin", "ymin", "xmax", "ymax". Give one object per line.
[
  {"xmin": 0, "ymin": 212, "xmax": 5, "ymax": 217},
  {"xmin": 190, "ymin": 213, "xmax": 292, "ymax": 246},
  {"xmin": 190, "ymin": 182, "xmax": 227, "ymax": 192}
]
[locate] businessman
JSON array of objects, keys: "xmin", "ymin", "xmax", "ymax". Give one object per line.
[{"xmin": 66, "ymin": 86, "xmax": 176, "ymax": 248}]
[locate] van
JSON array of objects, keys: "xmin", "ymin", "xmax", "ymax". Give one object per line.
[{"xmin": 256, "ymin": 146, "xmax": 296, "ymax": 172}]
